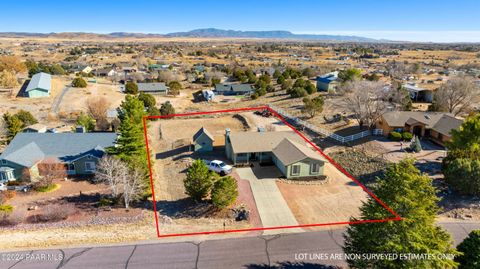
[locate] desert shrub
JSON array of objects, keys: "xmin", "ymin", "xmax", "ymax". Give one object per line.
[
  {"xmin": 402, "ymin": 132, "xmax": 413, "ymax": 141},
  {"xmin": 388, "ymin": 131, "xmax": 402, "ymax": 141},
  {"xmin": 34, "ymin": 183, "xmax": 58, "ymax": 193},
  {"xmin": 72, "ymin": 77, "xmax": 87, "ymax": 88},
  {"xmin": 444, "ymin": 158, "xmax": 480, "ymax": 196},
  {"xmin": 0, "ymin": 205, "xmax": 13, "ymax": 214},
  {"xmin": 250, "ymin": 93, "xmax": 258, "ymax": 100},
  {"xmin": 125, "ymin": 81, "xmax": 138, "ymax": 94},
  {"xmin": 98, "ymin": 197, "xmax": 115, "ymax": 207},
  {"xmin": 36, "ymin": 204, "xmax": 77, "ymax": 222},
  {"xmin": 288, "ymin": 87, "xmax": 308, "ymax": 98},
  {"xmin": 211, "ymin": 176, "xmax": 238, "ymax": 209}
]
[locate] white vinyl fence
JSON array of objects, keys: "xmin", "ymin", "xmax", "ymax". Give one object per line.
[{"xmin": 269, "ymin": 105, "xmax": 383, "ymax": 144}]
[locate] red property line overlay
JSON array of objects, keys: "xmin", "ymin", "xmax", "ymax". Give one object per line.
[{"xmin": 142, "ymin": 106, "xmax": 402, "ymax": 238}]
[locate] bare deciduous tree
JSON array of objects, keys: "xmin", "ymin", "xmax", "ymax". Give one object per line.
[
  {"xmin": 122, "ymin": 168, "xmax": 145, "ymax": 209},
  {"xmin": 433, "ymin": 76, "xmax": 479, "ymax": 116},
  {"xmin": 37, "ymin": 159, "xmax": 67, "ymax": 187},
  {"xmin": 87, "ymin": 97, "xmax": 110, "ymax": 131},
  {"xmin": 94, "ymin": 156, "xmax": 125, "ymax": 198},
  {"xmin": 95, "ymin": 156, "xmax": 145, "ymax": 208},
  {"xmin": 338, "ymin": 80, "xmax": 392, "ymax": 129}
]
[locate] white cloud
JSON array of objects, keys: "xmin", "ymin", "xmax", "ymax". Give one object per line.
[{"xmin": 295, "ymin": 31, "xmax": 480, "ymax": 43}]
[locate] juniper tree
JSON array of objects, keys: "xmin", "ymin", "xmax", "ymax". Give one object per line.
[{"xmin": 343, "ymin": 159, "xmax": 458, "ymax": 269}]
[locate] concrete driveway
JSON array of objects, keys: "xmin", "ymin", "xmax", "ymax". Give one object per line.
[{"xmin": 236, "ymin": 166, "xmax": 302, "ymax": 235}]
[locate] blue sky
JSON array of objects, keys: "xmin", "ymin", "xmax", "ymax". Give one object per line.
[{"xmin": 2, "ymin": 0, "xmax": 480, "ymax": 42}]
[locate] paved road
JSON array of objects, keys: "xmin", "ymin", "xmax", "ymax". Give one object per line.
[
  {"xmin": 236, "ymin": 167, "xmax": 301, "ymax": 234},
  {"xmin": 1, "ymin": 221, "xmax": 478, "ymax": 269}
]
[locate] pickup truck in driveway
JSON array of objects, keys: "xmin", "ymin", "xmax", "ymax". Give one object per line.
[{"xmin": 205, "ymin": 160, "xmax": 233, "ymax": 176}]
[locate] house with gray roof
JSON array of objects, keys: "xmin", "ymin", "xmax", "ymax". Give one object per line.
[
  {"xmin": 0, "ymin": 133, "xmax": 117, "ymax": 182},
  {"xmin": 376, "ymin": 111, "xmax": 463, "ymax": 146},
  {"xmin": 25, "ymin": 72, "xmax": 51, "ymax": 98},
  {"xmin": 137, "ymin": 82, "xmax": 169, "ymax": 95},
  {"xmin": 214, "ymin": 83, "xmax": 254, "ymax": 96},
  {"xmin": 192, "ymin": 127, "xmax": 214, "ymax": 152},
  {"xmin": 316, "ymin": 71, "xmax": 338, "ymax": 92},
  {"xmin": 403, "ymin": 83, "xmax": 433, "ymax": 103},
  {"xmin": 225, "ymin": 129, "xmax": 325, "ymax": 179}
]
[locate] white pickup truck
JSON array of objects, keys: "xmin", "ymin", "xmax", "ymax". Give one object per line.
[{"xmin": 205, "ymin": 160, "xmax": 233, "ymax": 176}]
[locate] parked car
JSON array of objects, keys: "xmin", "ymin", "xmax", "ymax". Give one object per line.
[{"xmin": 205, "ymin": 160, "xmax": 233, "ymax": 176}]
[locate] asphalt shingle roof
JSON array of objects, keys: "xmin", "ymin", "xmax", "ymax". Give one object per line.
[
  {"xmin": 0, "ymin": 133, "xmax": 117, "ymax": 167},
  {"xmin": 26, "ymin": 72, "xmax": 51, "ymax": 92},
  {"xmin": 431, "ymin": 114, "xmax": 463, "ymax": 136},
  {"xmin": 193, "ymin": 127, "xmax": 214, "ymax": 142},
  {"xmin": 382, "ymin": 111, "xmax": 449, "ymax": 128},
  {"xmin": 272, "ymin": 138, "xmax": 325, "ymax": 165},
  {"xmin": 214, "ymin": 84, "xmax": 253, "ymax": 93},
  {"xmin": 228, "ymin": 131, "xmax": 305, "ymax": 154},
  {"xmin": 137, "ymin": 83, "xmax": 168, "ymax": 93}
]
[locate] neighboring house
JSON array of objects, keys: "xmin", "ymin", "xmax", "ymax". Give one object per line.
[
  {"xmin": 0, "ymin": 133, "xmax": 117, "ymax": 182},
  {"xmin": 376, "ymin": 111, "xmax": 463, "ymax": 146},
  {"xmin": 225, "ymin": 129, "xmax": 325, "ymax": 179},
  {"xmin": 316, "ymin": 71, "xmax": 338, "ymax": 92},
  {"xmin": 137, "ymin": 82, "xmax": 169, "ymax": 95},
  {"xmin": 214, "ymin": 84, "xmax": 254, "ymax": 96},
  {"xmin": 25, "ymin": 72, "xmax": 51, "ymax": 98},
  {"xmin": 95, "ymin": 68, "xmax": 117, "ymax": 77},
  {"xmin": 192, "ymin": 127, "xmax": 214, "ymax": 152},
  {"xmin": 23, "ymin": 123, "xmax": 47, "ymax": 133},
  {"xmin": 402, "ymin": 83, "xmax": 434, "ymax": 103}
]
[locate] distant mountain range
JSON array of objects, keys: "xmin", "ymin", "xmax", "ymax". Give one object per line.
[{"xmin": 0, "ymin": 28, "xmax": 379, "ymax": 42}]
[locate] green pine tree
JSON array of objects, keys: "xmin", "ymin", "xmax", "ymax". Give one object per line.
[
  {"xmin": 184, "ymin": 159, "xmax": 214, "ymax": 202},
  {"xmin": 211, "ymin": 176, "xmax": 238, "ymax": 209},
  {"xmin": 107, "ymin": 95, "xmax": 149, "ymax": 193},
  {"xmin": 456, "ymin": 230, "xmax": 480, "ymax": 269},
  {"xmin": 343, "ymin": 159, "xmax": 459, "ymax": 269}
]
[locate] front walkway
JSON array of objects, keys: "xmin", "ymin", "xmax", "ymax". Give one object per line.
[{"xmin": 236, "ymin": 167, "xmax": 303, "ymax": 235}]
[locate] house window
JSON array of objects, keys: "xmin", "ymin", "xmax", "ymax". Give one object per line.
[
  {"xmin": 291, "ymin": 165, "xmax": 301, "ymax": 176},
  {"xmin": 0, "ymin": 172, "xmax": 5, "ymax": 181},
  {"xmin": 311, "ymin": 163, "xmax": 320, "ymax": 174},
  {"xmin": 85, "ymin": 162, "xmax": 96, "ymax": 172}
]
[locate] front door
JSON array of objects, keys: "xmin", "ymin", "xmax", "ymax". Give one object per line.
[
  {"xmin": 413, "ymin": 126, "xmax": 423, "ymax": 136},
  {"xmin": 249, "ymin": 153, "xmax": 257, "ymax": 162}
]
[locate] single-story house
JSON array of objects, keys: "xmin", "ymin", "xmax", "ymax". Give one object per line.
[
  {"xmin": 316, "ymin": 71, "xmax": 338, "ymax": 92},
  {"xmin": 25, "ymin": 72, "xmax": 51, "ymax": 98},
  {"xmin": 137, "ymin": 82, "xmax": 169, "ymax": 95},
  {"xmin": 214, "ymin": 84, "xmax": 254, "ymax": 96},
  {"xmin": 95, "ymin": 68, "xmax": 117, "ymax": 77},
  {"xmin": 192, "ymin": 127, "xmax": 214, "ymax": 152},
  {"xmin": 376, "ymin": 111, "xmax": 463, "ymax": 146},
  {"xmin": 23, "ymin": 123, "xmax": 47, "ymax": 133},
  {"xmin": 225, "ymin": 129, "xmax": 325, "ymax": 179},
  {"xmin": 0, "ymin": 133, "xmax": 117, "ymax": 182},
  {"xmin": 403, "ymin": 83, "xmax": 434, "ymax": 103}
]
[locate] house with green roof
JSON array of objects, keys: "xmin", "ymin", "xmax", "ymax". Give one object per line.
[
  {"xmin": 25, "ymin": 72, "xmax": 51, "ymax": 98},
  {"xmin": 214, "ymin": 83, "xmax": 254, "ymax": 96},
  {"xmin": 0, "ymin": 133, "xmax": 117, "ymax": 182}
]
